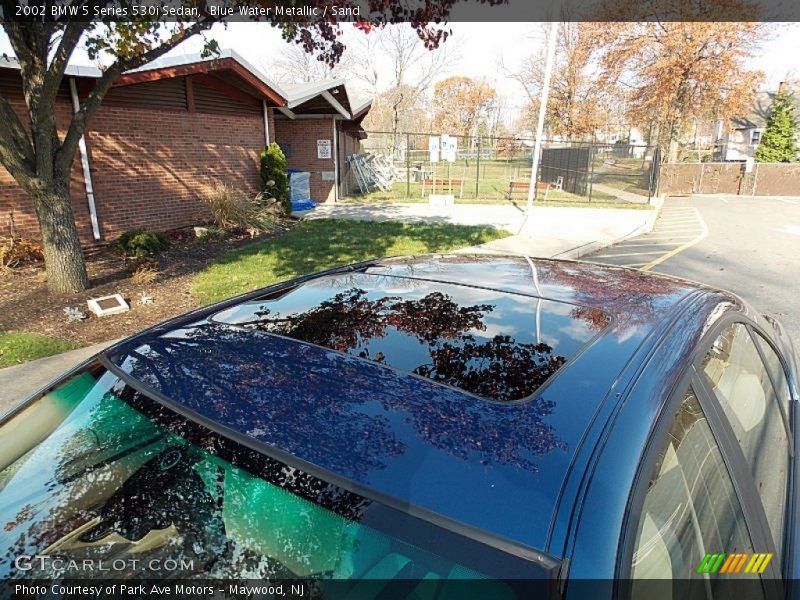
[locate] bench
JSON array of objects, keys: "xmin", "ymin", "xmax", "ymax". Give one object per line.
[
  {"xmin": 421, "ymin": 178, "xmax": 465, "ymax": 198},
  {"xmin": 508, "ymin": 180, "xmax": 551, "ymax": 200}
]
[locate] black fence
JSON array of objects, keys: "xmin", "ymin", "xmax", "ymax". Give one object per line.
[
  {"xmin": 343, "ymin": 132, "xmax": 659, "ymax": 205},
  {"xmin": 541, "ymin": 147, "xmax": 591, "ymax": 196}
]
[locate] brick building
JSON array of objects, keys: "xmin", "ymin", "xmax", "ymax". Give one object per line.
[
  {"xmin": 0, "ymin": 50, "xmax": 371, "ymax": 244},
  {"xmin": 276, "ymin": 80, "xmax": 371, "ymax": 203}
]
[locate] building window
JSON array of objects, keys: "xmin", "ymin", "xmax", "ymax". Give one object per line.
[{"xmin": 751, "ymin": 130, "xmax": 762, "ymax": 145}]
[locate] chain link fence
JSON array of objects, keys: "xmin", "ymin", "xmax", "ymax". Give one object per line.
[{"xmin": 342, "ymin": 131, "xmax": 659, "ymax": 206}]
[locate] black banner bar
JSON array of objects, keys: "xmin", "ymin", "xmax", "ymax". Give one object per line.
[{"xmin": 0, "ymin": 0, "xmax": 797, "ymax": 23}]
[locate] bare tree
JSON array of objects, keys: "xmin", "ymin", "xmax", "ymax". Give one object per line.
[
  {"xmin": 485, "ymin": 98, "xmax": 508, "ymax": 141},
  {"xmin": 269, "ymin": 42, "xmax": 353, "ymax": 84},
  {"xmin": 347, "ymin": 29, "xmax": 384, "ymax": 94},
  {"xmin": 380, "ymin": 24, "xmax": 461, "ymax": 106},
  {"xmin": 354, "ymin": 23, "xmax": 462, "ymax": 134}
]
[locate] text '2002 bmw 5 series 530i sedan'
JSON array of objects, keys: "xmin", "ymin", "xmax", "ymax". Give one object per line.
[{"xmin": 1, "ymin": 255, "xmax": 798, "ymax": 600}]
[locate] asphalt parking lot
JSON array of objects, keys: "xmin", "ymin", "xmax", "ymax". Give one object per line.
[
  {"xmin": 589, "ymin": 204, "xmax": 707, "ymax": 270},
  {"xmin": 586, "ymin": 195, "xmax": 800, "ymax": 346}
]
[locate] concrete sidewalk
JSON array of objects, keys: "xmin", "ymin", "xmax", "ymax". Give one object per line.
[
  {"xmin": 1, "ymin": 201, "xmax": 659, "ymax": 412},
  {"xmin": 0, "ymin": 339, "xmax": 116, "ymax": 416},
  {"xmin": 304, "ymin": 202, "xmax": 659, "ymax": 259}
]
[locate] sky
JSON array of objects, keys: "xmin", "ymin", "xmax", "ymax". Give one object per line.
[{"xmin": 1, "ymin": 21, "xmax": 799, "ymax": 113}]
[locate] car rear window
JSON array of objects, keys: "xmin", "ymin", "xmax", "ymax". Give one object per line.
[{"xmin": 211, "ymin": 273, "xmax": 611, "ymax": 402}]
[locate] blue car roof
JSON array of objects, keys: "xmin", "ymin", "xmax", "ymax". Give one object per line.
[{"xmin": 107, "ymin": 255, "xmax": 702, "ymax": 555}]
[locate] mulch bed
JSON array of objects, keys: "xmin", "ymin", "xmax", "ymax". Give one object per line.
[{"xmin": 0, "ymin": 221, "xmax": 296, "ymax": 346}]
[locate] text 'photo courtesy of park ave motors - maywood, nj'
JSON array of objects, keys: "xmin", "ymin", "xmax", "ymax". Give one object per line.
[
  {"xmin": 1, "ymin": 0, "xmax": 800, "ymax": 598},
  {"xmin": 14, "ymin": 583, "xmax": 309, "ymax": 597}
]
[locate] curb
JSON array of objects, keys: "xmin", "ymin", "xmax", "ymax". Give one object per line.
[{"xmin": 553, "ymin": 195, "xmax": 664, "ymax": 261}]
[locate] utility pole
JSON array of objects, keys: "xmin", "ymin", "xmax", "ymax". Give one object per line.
[
  {"xmin": 392, "ymin": 93, "xmax": 403, "ymax": 160},
  {"xmin": 526, "ymin": 20, "xmax": 559, "ymax": 214}
]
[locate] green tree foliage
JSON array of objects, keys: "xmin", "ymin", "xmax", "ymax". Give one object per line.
[
  {"xmin": 260, "ymin": 143, "xmax": 290, "ymax": 214},
  {"xmin": 755, "ymin": 86, "xmax": 799, "ymax": 163}
]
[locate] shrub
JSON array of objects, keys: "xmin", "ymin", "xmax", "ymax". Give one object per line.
[
  {"xmin": 194, "ymin": 226, "xmax": 225, "ymax": 240},
  {"xmin": 131, "ymin": 265, "xmax": 159, "ymax": 286},
  {"xmin": 203, "ymin": 184, "xmax": 275, "ymax": 232},
  {"xmin": 114, "ymin": 229, "xmax": 170, "ymax": 258},
  {"xmin": 260, "ymin": 142, "xmax": 290, "ymax": 214},
  {"xmin": 0, "ymin": 236, "xmax": 44, "ymax": 269}
]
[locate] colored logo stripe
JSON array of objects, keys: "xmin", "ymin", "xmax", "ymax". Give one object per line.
[
  {"xmin": 696, "ymin": 554, "xmax": 725, "ymax": 574},
  {"xmin": 697, "ymin": 553, "xmax": 773, "ymax": 575}
]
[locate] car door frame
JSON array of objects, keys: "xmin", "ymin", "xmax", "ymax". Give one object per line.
[
  {"xmin": 744, "ymin": 322, "xmax": 800, "ymax": 594},
  {"xmin": 615, "ymin": 314, "xmax": 795, "ymax": 598}
]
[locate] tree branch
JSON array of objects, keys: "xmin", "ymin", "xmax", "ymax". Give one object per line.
[
  {"xmin": 3, "ymin": 21, "xmax": 48, "ymax": 112},
  {"xmin": 0, "ymin": 92, "xmax": 36, "ymax": 185},
  {"xmin": 43, "ymin": 22, "xmax": 84, "ymax": 107}
]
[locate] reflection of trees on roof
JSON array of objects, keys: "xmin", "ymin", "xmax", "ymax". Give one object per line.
[
  {"xmin": 247, "ymin": 287, "xmax": 566, "ymax": 403},
  {"xmin": 119, "ymin": 319, "xmax": 568, "ymax": 479},
  {"xmin": 126, "ymin": 327, "xmax": 406, "ymax": 479},
  {"xmin": 570, "ymin": 306, "xmax": 613, "ymax": 332},
  {"xmin": 538, "ymin": 264, "xmax": 692, "ymax": 334},
  {"xmin": 415, "ymin": 336, "xmax": 566, "ymax": 401},
  {"xmin": 252, "ymin": 288, "xmax": 490, "ymax": 350}
]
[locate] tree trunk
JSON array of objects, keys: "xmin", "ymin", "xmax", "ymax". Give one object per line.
[
  {"xmin": 667, "ymin": 138, "xmax": 680, "ymax": 163},
  {"xmin": 32, "ymin": 179, "xmax": 90, "ymax": 294}
]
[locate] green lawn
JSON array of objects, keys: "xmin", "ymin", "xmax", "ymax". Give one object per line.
[
  {"xmin": 192, "ymin": 219, "xmax": 510, "ymax": 305},
  {"xmin": 352, "ymin": 153, "xmax": 656, "ymax": 204},
  {"xmin": 342, "ymin": 193, "xmax": 654, "ymax": 210},
  {"xmin": 0, "ymin": 332, "xmax": 82, "ymax": 368}
]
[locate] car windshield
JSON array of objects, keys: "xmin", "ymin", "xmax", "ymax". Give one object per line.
[
  {"xmin": 0, "ymin": 364, "xmax": 541, "ymax": 584},
  {"xmin": 211, "ymin": 273, "xmax": 612, "ymax": 402}
]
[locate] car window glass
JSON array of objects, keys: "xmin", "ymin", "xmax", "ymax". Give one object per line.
[
  {"xmin": 753, "ymin": 332, "xmax": 794, "ymax": 425},
  {"xmin": 701, "ymin": 324, "xmax": 789, "ymax": 560},
  {"xmin": 0, "ymin": 365, "xmax": 535, "ymax": 585},
  {"xmin": 631, "ymin": 387, "xmax": 758, "ymax": 596}
]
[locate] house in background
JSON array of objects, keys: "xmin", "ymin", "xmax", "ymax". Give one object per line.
[
  {"xmin": 0, "ymin": 49, "xmax": 372, "ymax": 244},
  {"xmin": 716, "ymin": 82, "xmax": 800, "ymax": 161}
]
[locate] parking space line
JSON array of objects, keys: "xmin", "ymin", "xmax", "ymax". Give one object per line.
[
  {"xmin": 657, "ymin": 224, "xmax": 699, "ymax": 229},
  {"xmin": 588, "ymin": 206, "xmax": 708, "ymax": 271},
  {"xmin": 607, "ymin": 242, "xmax": 683, "ymax": 248},
  {"xmin": 605, "ymin": 238, "xmax": 698, "ymax": 249},
  {"xmin": 621, "ymin": 236, "xmax": 700, "ymax": 243},
  {"xmin": 641, "ymin": 208, "xmax": 708, "ymax": 271},
  {"xmin": 592, "ymin": 250, "xmax": 670, "ymax": 258}
]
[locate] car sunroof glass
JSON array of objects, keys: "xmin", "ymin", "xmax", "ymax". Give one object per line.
[{"xmin": 211, "ymin": 274, "xmax": 611, "ymax": 402}]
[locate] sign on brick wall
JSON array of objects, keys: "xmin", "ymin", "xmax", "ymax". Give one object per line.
[{"xmin": 317, "ymin": 139, "xmax": 332, "ymax": 159}]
